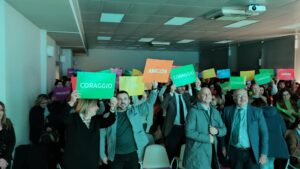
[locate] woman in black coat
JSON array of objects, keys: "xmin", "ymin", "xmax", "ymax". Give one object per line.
[
  {"xmin": 0, "ymin": 101, "xmax": 16, "ymax": 169},
  {"xmin": 62, "ymin": 91, "xmax": 116, "ymax": 169}
]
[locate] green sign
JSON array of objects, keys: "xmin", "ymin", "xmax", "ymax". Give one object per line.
[
  {"xmin": 99, "ymin": 69, "xmax": 112, "ymax": 73},
  {"xmin": 254, "ymin": 73, "xmax": 272, "ymax": 85},
  {"xmin": 259, "ymin": 69, "xmax": 274, "ymax": 77},
  {"xmin": 220, "ymin": 82, "xmax": 230, "ymax": 92},
  {"xmin": 230, "ymin": 76, "xmax": 246, "ymax": 89},
  {"xmin": 77, "ymin": 72, "xmax": 116, "ymax": 99},
  {"xmin": 170, "ymin": 64, "xmax": 196, "ymax": 87}
]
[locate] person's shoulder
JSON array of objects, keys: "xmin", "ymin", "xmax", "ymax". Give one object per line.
[
  {"xmin": 248, "ymin": 104, "xmax": 262, "ymax": 111},
  {"xmin": 224, "ymin": 105, "xmax": 235, "ymax": 111}
]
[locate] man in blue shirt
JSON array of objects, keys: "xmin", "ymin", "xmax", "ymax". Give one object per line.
[{"xmin": 222, "ymin": 89, "xmax": 268, "ymax": 169}]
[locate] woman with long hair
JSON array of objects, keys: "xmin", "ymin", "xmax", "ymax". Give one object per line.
[
  {"xmin": 0, "ymin": 101, "xmax": 16, "ymax": 169},
  {"xmin": 62, "ymin": 91, "xmax": 116, "ymax": 169},
  {"xmin": 276, "ymin": 89, "xmax": 299, "ymax": 128}
]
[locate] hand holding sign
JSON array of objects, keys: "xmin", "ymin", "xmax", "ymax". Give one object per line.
[
  {"xmin": 195, "ymin": 77, "xmax": 201, "ymax": 88},
  {"xmin": 109, "ymin": 97, "xmax": 118, "ymax": 112},
  {"xmin": 69, "ymin": 90, "xmax": 80, "ymax": 107},
  {"xmin": 152, "ymin": 81, "xmax": 158, "ymax": 89},
  {"xmin": 171, "ymin": 84, "xmax": 176, "ymax": 93}
]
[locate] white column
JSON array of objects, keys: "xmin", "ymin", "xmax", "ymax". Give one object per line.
[
  {"xmin": 40, "ymin": 30, "xmax": 47, "ymax": 93},
  {"xmin": 60, "ymin": 49, "xmax": 73, "ymax": 76}
]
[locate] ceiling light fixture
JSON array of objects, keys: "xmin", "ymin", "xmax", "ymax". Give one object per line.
[
  {"xmin": 164, "ymin": 17, "xmax": 194, "ymax": 26},
  {"xmin": 100, "ymin": 13, "xmax": 124, "ymax": 23}
]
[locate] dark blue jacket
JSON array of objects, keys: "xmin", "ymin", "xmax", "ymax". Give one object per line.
[
  {"xmin": 261, "ymin": 106, "xmax": 289, "ymax": 159},
  {"xmin": 222, "ymin": 104, "xmax": 269, "ymax": 164}
]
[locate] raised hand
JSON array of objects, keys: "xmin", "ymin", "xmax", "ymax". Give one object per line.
[
  {"xmin": 170, "ymin": 84, "xmax": 176, "ymax": 93},
  {"xmin": 195, "ymin": 77, "xmax": 201, "ymax": 88},
  {"xmin": 68, "ymin": 90, "xmax": 80, "ymax": 107},
  {"xmin": 152, "ymin": 81, "xmax": 158, "ymax": 89},
  {"xmin": 109, "ymin": 97, "xmax": 118, "ymax": 112}
]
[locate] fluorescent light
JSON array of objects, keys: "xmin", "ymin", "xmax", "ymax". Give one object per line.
[
  {"xmin": 164, "ymin": 17, "xmax": 194, "ymax": 26},
  {"xmin": 97, "ymin": 36, "xmax": 111, "ymax": 40},
  {"xmin": 177, "ymin": 39, "xmax": 194, "ymax": 43},
  {"xmin": 151, "ymin": 41, "xmax": 171, "ymax": 46},
  {"xmin": 225, "ymin": 20, "xmax": 259, "ymax": 28},
  {"xmin": 138, "ymin": 38, "xmax": 154, "ymax": 42},
  {"xmin": 215, "ymin": 40, "xmax": 233, "ymax": 44},
  {"xmin": 100, "ymin": 13, "xmax": 124, "ymax": 23},
  {"xmin": 281, "ymin": 23, "xmax": 300, "ymax": 29}
]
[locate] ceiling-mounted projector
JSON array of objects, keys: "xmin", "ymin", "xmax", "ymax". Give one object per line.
[{"xmin": 248, "ymin": 4, "xmax": 267, "ymax": 12}]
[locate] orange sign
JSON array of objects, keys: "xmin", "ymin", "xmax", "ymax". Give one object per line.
[{"xmin": 143, "ymin": 59, "xmax": 173, "ymax": 83}]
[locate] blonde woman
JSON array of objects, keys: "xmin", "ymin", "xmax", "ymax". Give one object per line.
[
  {"xmin": 63, "ymin": 91, "xmax": 116, "ymax": 169},
  {"xmin": 0, "ymin": 101, "xmax": 16, "ymax": 169}
]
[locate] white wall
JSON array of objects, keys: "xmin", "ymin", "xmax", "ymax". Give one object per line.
[
  {"xmin": 0, "ymin": 1, "xmax": 6, "ymax": 103},
  {"xmin": 0, "ymin": 1, "xmax": 54, "ymax": 146},
  {"xmin": 47, "ymin": 36, "xmax": 59, "ymax": 92},
  {"xmin": 74, "ymin": 48, "xmax": 199, "ymax": 72}
]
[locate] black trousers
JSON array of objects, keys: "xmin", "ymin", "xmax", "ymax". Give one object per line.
[
  {"xmin": 165, "ymin": 125, "xmax": 185, "ymax": 161},
  {"xmin": 230, "ymin": 146, "xmax": 259, "ymax": 169},
  {"xmin": 108, "ymin": 152, "xmax": 139, "ymax": 169}
]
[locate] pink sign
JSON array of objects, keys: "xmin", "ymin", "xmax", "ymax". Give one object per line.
[
  {"xmin": 277, "ymin": 69, "xmax": 295, "ymax": 80},
  {"xmin": 71, "ymin": 76, "xmax": 77, "ymax": 91},
  {"xmin": 53, "ymin": 87, "xmax": 71, "ymax": 101},
  {"xmin": 111, "ymin": 68, "xmax": 123, "ymax": 89}
]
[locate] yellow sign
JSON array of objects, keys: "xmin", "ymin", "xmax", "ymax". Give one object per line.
[
  {"xmin": 240, "ymin": 70, "xmax": 255, "ymax": 81},
  {"xmin": 132, "ymin": 68, "xmax": 143, "ymax": 76},
  {"xmin": 119, "ymin": 76, "xmax": 145, "ymax": 96},
  {"xmin": 202, "ymin": 68, "xmax": 216, "ymax": 79}
]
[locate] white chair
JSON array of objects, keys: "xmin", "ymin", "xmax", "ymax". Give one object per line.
[
  {"xmin": 285, "ymin": 155, "xmax": 300, "ymax": 169},
  {"xmin": 178, "ymin": 144, "xmax": 185, "ymax": 169},
  {"xmin": 141, "ymin": 144, "xmax": 172, "ymax": 169}
]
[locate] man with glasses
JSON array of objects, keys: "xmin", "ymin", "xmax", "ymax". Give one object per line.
[{"xmin": 221, "ymin": 89, "xmax": 268, "ymax": 169}]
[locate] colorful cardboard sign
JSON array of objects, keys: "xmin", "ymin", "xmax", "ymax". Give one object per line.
[
  {"xmin": 259, "ymin": 69, "xmax": 274, "ymax": 77},
  {"xmin": 217, "ymin": 69, "xmax": 231, "ymax": 79},
  {"xmin": 277, "ymin": 69, "xmax": 295, "ymax": 80},
  {"xmin": 254, "ymin": 73, "xmax": 272, "ymax": 85},
  {"xmin": 111, "ymin": 68, "xmax": 123, "ymax": 89},
  {"xmin": 202, "ymin": 68, "xmax": 216, "ymax": 79},
  {"xmin": 67, "ymin": 68, "xmax": 75, "ymax": 77},
  {"xmin": 53, "ymin": 87, "xmax": 71, "ymax": 101},
  {"xmin": 170, "ymin": 64, "xmax": 196, "ymax": 87},
  {"xmin": 240, "ymin": 70, "xmax": 255, "ymax": 81},
  {"xmin": 230, "ymin": 76, "xmax": 246, "ymax": 89},
  {"xmin": 119, "ymin": 76, "xmax": 145, "ymax": 96},
  {"xmin": 71, "ymin": 76, "xmax": 77, "ymax": 91},
  {"xmin": 143, "ymin": 59, "xmax": 173, "ymax": 83},
  {"xmin": 77, "ymin": 72, "xmax": 116, "ymax": 99},
  {"xmin": 220, "ymin": 82, "xmax": 230, "ymax": 92},
  {"xmin": 132, "ymin": 69, "xmax": 143, "ymax": 76}
]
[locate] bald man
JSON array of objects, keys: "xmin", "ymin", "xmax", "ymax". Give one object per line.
[
  {"xmin": 183, "ymin": 88, "xmax": 226, "ymax": 169},
  {"xmin": 222, "ymin": 89, "xmax": 268, "ymax": 169}
]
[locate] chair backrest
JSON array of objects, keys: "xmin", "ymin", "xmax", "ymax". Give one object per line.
[
  {"xmin": 142, "ymin": 144, "xmax": 170, "ymax": 168},
  {"xmin": 178, "ymin": 144, "xmax": 186, "ymax": 169}
]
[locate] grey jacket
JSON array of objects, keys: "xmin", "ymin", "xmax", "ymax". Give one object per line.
[
  {"xmin": 100, "ymin": 90, "xmax": 158, "ymax": 161},
  {"xmin": 183, "ymin": 102, "xmax": 227, "ymax": 169}
]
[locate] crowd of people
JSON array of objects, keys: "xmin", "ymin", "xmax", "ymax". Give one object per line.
[{"xmin": 1, "ymin": 74, "xmax": 300, "ymax": 169}]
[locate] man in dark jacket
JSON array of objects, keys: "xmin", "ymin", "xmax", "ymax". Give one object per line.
[{"xmin": 222, "ymin": 89, "xmax": 269, "ymax": 169}]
